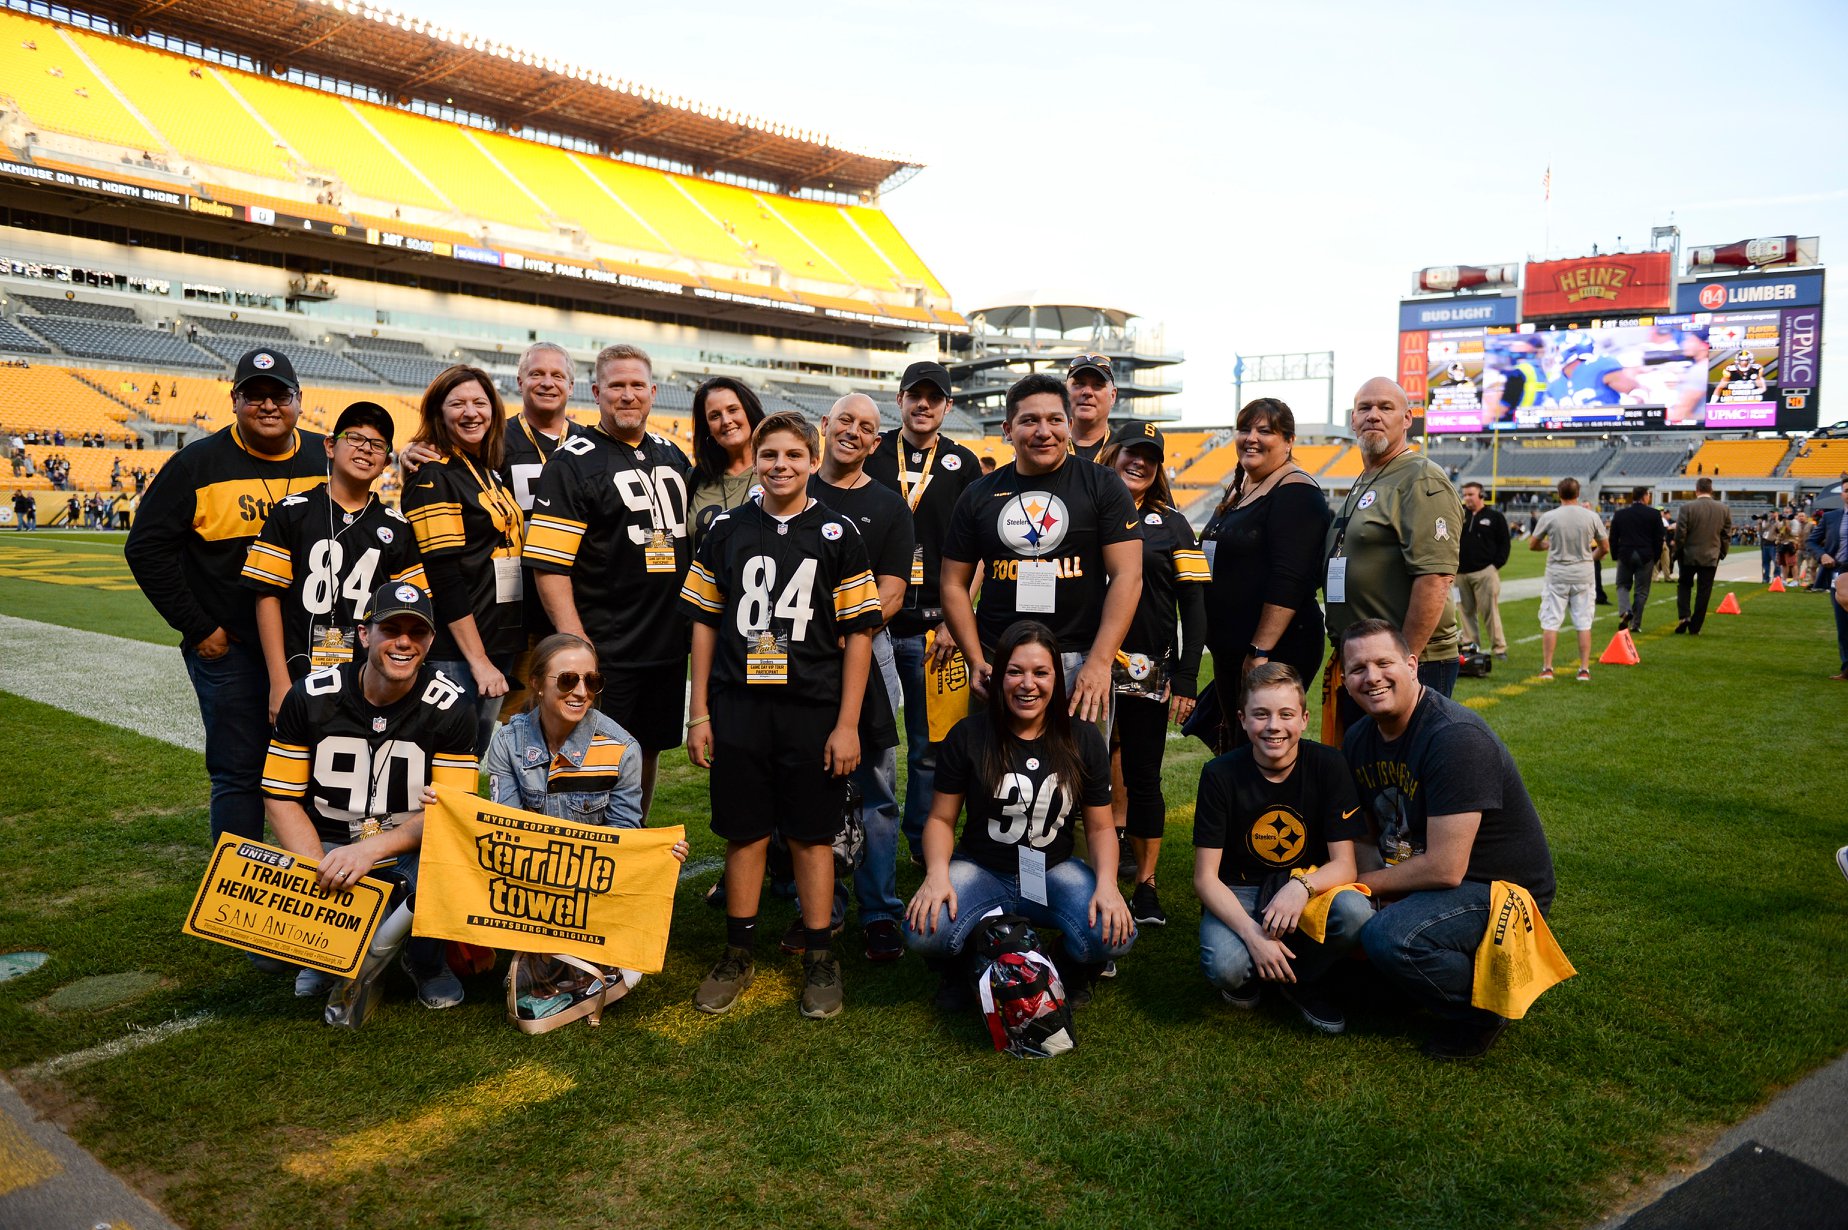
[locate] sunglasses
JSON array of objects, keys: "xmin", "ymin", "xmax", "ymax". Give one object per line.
[
  {"xmin": 545, "ymin": 671, "xmax": 604, "ymax": 694},
  {"xmin": 1068, "ymin": 353, "xmax": 1114, "ymax": 371},
  {"xmin": 335, "ymin": 431, "xmax": 390, "ymax": 456}
]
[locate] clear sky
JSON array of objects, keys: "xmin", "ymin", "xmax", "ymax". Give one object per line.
[{"xmin": 422, "ymin": 0, "xmax": 1847, "ymax": 429}]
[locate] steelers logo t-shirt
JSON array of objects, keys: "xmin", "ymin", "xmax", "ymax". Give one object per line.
[{"xmin": 1192, "ymin": 740, "xmax": 1365, "ymax": 887}]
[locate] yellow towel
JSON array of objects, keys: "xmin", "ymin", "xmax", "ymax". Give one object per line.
[
  {"xmin": 1297, "ymin": 882, "xmax": 1372, "ymax": 942},
  {"xmin": 924, "ymin": 630, "xmax": 973, "ymax": 741},
  {"xmin": 1471, "ymin": 880, "xmax": 1576, "ymax": 1019}
]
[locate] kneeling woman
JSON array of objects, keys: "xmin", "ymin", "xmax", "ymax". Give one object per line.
[
  {"xmin": 905, "ymin": 621, "xmax": 1135, "ymax": 1001},
  {"xmin": 1193, "ymin": 662, "xmax": 1370, "ymax": 1034}
]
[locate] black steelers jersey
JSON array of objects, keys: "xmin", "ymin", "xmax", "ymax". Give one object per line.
[
  {"xmin": 400, "ymin": 452, "xmax": 525, "ymax": 659},
  {"xmin": 522, "ymin": 426, "xmax": 694, "ymax": 667},
  {"xmin": 864, "ymin": 428, "xmax": 981, "ymax": 636},
  {"xmin": 1121, "ymin": 502, "xmax": 1210, "ymax": 688},
  {"xmin": 1722, "ymin": 363, "xmax": 1765, "ymax": 398},
  {"xmin": 935, "ymin": 712, "xmax": 1111, "ymax": 875},
  {"xmin": 241, "ymin": 488, "xmax": 427, "ymax": 678},
  {"xmin": 261, "ymin": 662, "xmax": 479, "ymax": 846},
  {"xmin": 500, "ymin": 413, "xmax": 592, "ymax": 514},
  {"xmin": 680, "ymin": 498, "xmax": 884, "ymax": 705}
]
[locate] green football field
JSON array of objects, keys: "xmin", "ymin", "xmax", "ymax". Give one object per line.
[{"xmin": 2, "ymin": 533, "xmax": 1845, "ymax": 1229}]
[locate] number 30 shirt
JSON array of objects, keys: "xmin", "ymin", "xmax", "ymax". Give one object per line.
[
  {"xmin": 261, "ymin": 663, "xmax": 479, "ymax": 846},
  {"xmin": 240, "ymin": 489, "xmax": 428, "ymax": 678},
  {"xmin": 679, "ymin": 498, "xmax": 884, "ymax": 704},
  {"xmin": 523, "ymin": 427, "xmax": 693, "ymax": 668},
  {"xmin": 935, "ymin": 712, "xmax": 1111, "ymax": 874}
]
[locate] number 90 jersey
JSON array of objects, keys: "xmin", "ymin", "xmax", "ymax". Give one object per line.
[
  {"xmin": 523, "ymin": 427, "xmax": 693, "ymax": 667},
  {"xmin": 261, "ymin": 663, "xmax": 479, "ymax": 846},
  {"xmin": 680, "ymin": 498, "xmax": 885, "ymax": 705}
]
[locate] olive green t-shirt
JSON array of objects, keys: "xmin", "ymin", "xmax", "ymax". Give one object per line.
[{"xmin": 1323, "ymin": 449, "xmax": 1463, "ymax": 662}]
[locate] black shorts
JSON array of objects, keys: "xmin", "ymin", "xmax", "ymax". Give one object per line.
[
  {"xmin": 708, "ymin": 690, "xmax": 848, "ymax": 845},
  {"xmin": 596, "ymin": 659, "xmax": 687, "ymax": 752}
]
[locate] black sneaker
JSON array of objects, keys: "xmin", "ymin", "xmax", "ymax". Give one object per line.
[
  {"xmin": 800, "ymin": 949, "xmax": 844, "ymax": 1019},
  {"xmin": 863, "ymin": 919, "xmax": 905, "ymax": 963},
  {"xmin": 1117, "ymin": 829, "xmax": 1138, "ymax": 882},
  {"xmin": 1129, "ymin": 880, "xmax": 1168, "ymax": 927},
  {"xmin": 1219, "ymin": 981, "xmax": 1261, "ymax": 1010},
  {"xmin": 1617, "ymin": 611, "xmax": 1632, "ymax": 632},
  {"xmin": 1280, "ymin": 980, "xmax": 1345, "ymax": 1035},
  {"xmin": 781, "ymin": 916, "xmax": 845, "ymax": 955},
  {"xmin": 1421, "ymin": 1015, "xmax": 1509, "ymax": 1061}
]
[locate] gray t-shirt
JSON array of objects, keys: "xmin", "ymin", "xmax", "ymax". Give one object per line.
[{"xmin": 1535, "ymin": 504, "xmax": 1606, "ymax": 579}]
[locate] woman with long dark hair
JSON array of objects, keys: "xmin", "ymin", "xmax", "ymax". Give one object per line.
[
  {"xmin": 904, "ymin": 620, "xmax": 1135, "ymax": 1005},
  {"xmin": 401, "ymin": 364, "xmax": 524, "ymax": 754},
  {"xmin": 687, "ymin": 376, "xmax": 765, "ymax": 546},
  {"xmin": 1095, "ymin": 426, "xmax": 1209, "ymax": 928},
  {"xmin": 1199, "ymin": 398, "xmax": 1330, "ymax": 745}
]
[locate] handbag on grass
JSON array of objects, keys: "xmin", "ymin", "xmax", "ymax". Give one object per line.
[{"xmin": 504, "ymin": 952, "xmax": 629, "ymax": 1034}]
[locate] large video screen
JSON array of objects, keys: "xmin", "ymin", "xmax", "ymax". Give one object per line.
[{"xmin": 1417, "ymin": 307, "xmax": 1819, "ymax": 433}]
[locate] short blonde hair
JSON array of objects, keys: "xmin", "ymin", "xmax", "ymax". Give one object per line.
[{"xmin": 593, "ymin": 343, "xmax": 653, "ymax": 383}]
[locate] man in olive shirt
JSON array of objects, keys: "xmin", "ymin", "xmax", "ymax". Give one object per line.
[
  {"xmin": 1323, "ymin": 377, "xmax": 1463, "ymax": 735},
  {"xmin": 1674, "ymin": 476, "xmax": 1731, "ymax": 635}
]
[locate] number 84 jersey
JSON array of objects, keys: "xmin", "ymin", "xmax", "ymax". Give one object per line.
[
  {"xmin": 680, "ymin": 498, "xmax": 884, "ymax": 704},
  {"xmin": 261, "ymin": 663, "xmax": 479, "ymax": 846}
]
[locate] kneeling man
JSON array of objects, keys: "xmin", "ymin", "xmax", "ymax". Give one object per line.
[
  {"xmin": 1193, "ymin": 663, "xmax": 1372, "ymax": 1034},
  {"xmin": 1340, "ymin": 618, "xmax": 1557, "ymax": 1059},
  {"xmin": 261, "ymin": 581, "xmax": 480, "ymax": 1023}
]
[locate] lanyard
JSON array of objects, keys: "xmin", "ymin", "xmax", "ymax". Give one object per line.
[
  {"xmin": 1331, "ymin": 453, "xmax": 1401, "ymax": 559},
  {"xmin": 896, "ymin": 435, "xmax": 939, "ymax": 512},
  {"xmin": 456, "ymin": 451, "xmax": 517, "ymax": 549},
  {"xmin": 517, "ymin": 414, "xmax": 559, "ymax": 459}
]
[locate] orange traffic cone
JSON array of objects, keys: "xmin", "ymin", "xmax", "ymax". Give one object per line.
[
  {"xmin": 1598, "ymin": 630, "xmax": 1641, "ymax": 666},
  {"xmin": 1769, "ymin": 576, "xmax": 1786, "ymax": 592},
  {"xmin": 1716, "ymin": 592, "xmax": 1743, "ymax": 615}
]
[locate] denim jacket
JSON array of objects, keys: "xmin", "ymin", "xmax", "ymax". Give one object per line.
[{"xmin": 482, "ymin": 708, "xmax": 643, "ymax": 828}]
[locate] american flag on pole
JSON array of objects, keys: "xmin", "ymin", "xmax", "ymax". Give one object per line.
[{"xmin": 1543, "ymin": 164, "xmax": 1552, "ymax": 202}]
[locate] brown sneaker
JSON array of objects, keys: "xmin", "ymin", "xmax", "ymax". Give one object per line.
[
  {"xmin": 693, "ymin": 946, "xmax": 754, "ymax": 1015},
  {"xmin": 799, "ymin": 948, "xmax": 844, "ymax": 1019}
]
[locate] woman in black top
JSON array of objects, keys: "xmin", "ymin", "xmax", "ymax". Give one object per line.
[
  {"xmin": 402, "ymin": 364, "xmax": 525, "ymax": 754},
  {"xmin": 905, "ymin": 620, "xmax": 1134, "ymax": 1003},
  {"xmin": 1200, "ymin": 398, "xmax": 1330, "ymax": 744},
  {"xmin": 687, "ymin": 377, "xmax": 764, "ymax": 548}
]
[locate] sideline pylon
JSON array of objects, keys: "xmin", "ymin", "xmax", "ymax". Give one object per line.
[
  {"xmin": 1769, "ymin": 576, "xmax": 1787, "ymax": 592},
  {"xmin": 1598, "ymin": 630, "xmax": 1641, "ymax": 666},
  {"xmin": 1716, "ymin": 592, "xmax": 1743, "ymax": 615}
]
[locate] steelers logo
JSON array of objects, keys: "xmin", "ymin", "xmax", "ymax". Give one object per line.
[
  {"xmin": 253, "ymin": 352, "xmax": 275, "ymax": 370},
  {"xmin": 376, "ymin": 526, "xmax": 394, "ymax": 544},
  {"xmin": 1249, "ymin": 808, "xmax": 1307, "ymax": 865},
  {"xmin": 943, "ymin": 454, "xmax": 961, "ymax": 471},
  {"xmin": 996, "ymin": 492, "xmax": 1069, "ymax": 553},
  {"xmin": 821, "ymin": 521, "xmax": 843, "ymax": 541},
  {"xmin": 1144, "ymin": 512, "xmax": 1163, "ymax": 526},
  {"xmin": 395, "ymin": 584, "xmax": 421, "ymax": 603},
  {"xmin": 1125, "ymin": 653, "xmax": 1152, "ymax": 680},
  {"xmin": 1357, "ymin": 491, "xmax": 1378, "ymax": 510}
]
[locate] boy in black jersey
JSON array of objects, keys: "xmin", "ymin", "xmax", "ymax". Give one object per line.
[
  {"xmin": 681, "ymin": 412, "xmax": 884, "ymax": 1019},
  {"xmin": 862, "ymin": 360, "xmax": 982, "ymax": 863},
  {"xmin": 525, "ymin": 344, "xmax": 692, "ymax": 818},
  {"xmin": 1193, "ymin": 663, "xmax": 1371, "ymax": 1035},
  {"xmin": 261, "ymin": 582, "xmax": 480, "ymax": 1024},
  {"xmin": 243, "ymin": 401, "xmax": 427, "ymax": 723}
]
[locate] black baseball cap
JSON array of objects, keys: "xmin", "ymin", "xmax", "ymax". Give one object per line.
[
  {"xmin": 900, "ymin": 360, "xmax": 952, "ymax": 397},
  {"xmin": 232, "ymin": 348, "xmax": 300, "ymax": 393},
  {"xmin": 333, "ymin": 400, "xmax": 395, "ymax": 448},
  {"xmin": 1111, "ymin": 419, "xmax": 1166, "ymax": 461},
  {"xmin": 1067, "ymin": 353, "xmax": 1115, "ymax": 383},
  {"xmin": 365, "ymin": 580, "xmax": 435, "ymax": 630}
]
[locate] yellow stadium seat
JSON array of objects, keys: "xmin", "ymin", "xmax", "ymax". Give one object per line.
[
  {"xmin": 1321, "ymin": 446, "xmax": 1364, "ymax": 479},
  {"xmin": 362, "ymin": 108, "xmax": 549, "ymax": 233},
  {"xmin": 0, "ymin": 366, "xmax": 138, "ymax": 442},
  {"xmin": 778, "ymin": 197, "xmax": 910, "ymax": 290},
  {"xmin": 1290, "ymin": 444, "xmax": 1344, "ymax": 476},
  {"xmin": 1684, "ymin": 439, "xmax": 1788, "ymax": 478},
  {"xmin": 72, "ymin": 369, "xmax": 230, "ymax": 429},
  {"xmin": 573, "ymin": 160, "xmax": 745, "ymax": 267},
  {"xmin": 1786, "ymin": 438, "xmax": 1848, "ymax": 479},
  {"xmin": 1176, "ymin": 440, "xmax": 1242, "ymax": 488},
  {"xmin": 0, "ymin": 12, "xmax": 160, "ymax": 151},
  {"xmin": 22, "ymin": 443, "xmax": 171, "ymax": 492},
  {"xmin": 845, "ymin": 206, "xmax": 948, "ymax": 299},
  {"xmin": 474, "ymin": 133, "xmax": 669, "ymax": 255}
]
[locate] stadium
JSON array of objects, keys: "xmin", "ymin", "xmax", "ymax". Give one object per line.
[{"xmin": 1, "ymin": 3, "xmax": 1846, "ymax": 1230}]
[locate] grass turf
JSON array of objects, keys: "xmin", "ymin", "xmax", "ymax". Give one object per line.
[{"xmin": 1, "ymin": 577, "xmax": 1845, "ymax": 1229}]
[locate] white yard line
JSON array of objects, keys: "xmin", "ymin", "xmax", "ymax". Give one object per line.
[
  {"xmin": 19, "ymin": 1012, "xmax": 213, "ymax": 1080},
  {"xmin": 0, "ymin": 614, "xmax": 201, "ymax": 750}
]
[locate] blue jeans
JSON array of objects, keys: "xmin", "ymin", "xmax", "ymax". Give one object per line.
[
  {"xmin": 851, "ymin": 745, "xmax": 903, "ymax": 924},
  {"xmin": 904, "ymin": 856, "xmax": 1137, "ymax": 964},
  {"xmin": 1199, "ymin": 885, "xmax": 1372, "ymax": 990},
  {"xmin": 428, "ymin": 656, "xmax": 514, "ymax": 758},
  {"xmin": 182, "ymin": 639, "xmax": 270, "ymax": 844},
  {"xmin": 1760, "ymin": 540, "xmax": 1777, "ymax": 582},
  {"xmin": 891, "ymin": 633, "xmax": 937, "ymax": 860},
  {"xmin": 1418, "ymin": 656, "xmax": 1460, "ymax": 698},
  {"xmin": 1360, "ymin": 882, "xmax": 1502, "ymax": 1025},
  {"xmin": 1833, "ymin": 590, "xmax": 1848, "ymax": 672}
]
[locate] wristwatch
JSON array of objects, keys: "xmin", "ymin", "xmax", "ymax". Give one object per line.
[{"xmin": 1247, "ymin": 644, "xmax": 1272, "ymax": 660}]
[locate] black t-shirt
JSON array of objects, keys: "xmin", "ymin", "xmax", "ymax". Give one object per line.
[
  {"xmin": 681, "ymin": 499, "xmax": 886, "ymax": 705},
  {"xmin": 399, "ymin": 452, "xmax": 525, "ymax": 659},
  {"xmin": 501, "ymin": 413, "xmax": 592, "ymax": 638},
  {"xmin": 1200, "ymin": 479, "xmax": 1331, "ymax": 682},
  {"xmin": 240, "ymin": 488, "xmax": 427, "ymax": 678},
  {"xmin": 809, "ymin": 474, "xmax": 916, "ymax": 589},
  {"xmin": 523, "ymin": 427, "xmax": 693, "ymax": 668},
  {"xmin": 863, "ymin": 429, "xmax": 981, "ymax": 637},
  {"xmin": 935, "ymin": 712, "xmax": 1111, "ymax": 874},
  {"xmin": 1192, "ymin": 741, "xmax": 1364, "ymax": 887},
  {"xmin": 263, "ymin": 662, "xmax": 478, "ymax": 846},
  {"xmin": 1070, "ymin": 433, "xmax": 1110, "ymax": 465},
  {"xmin": 941, "ymin": 458, "xmax": 1142, "ymax": 652},
  {"xmin": 1122, "ymin": 502, "xmax": 1209, "ymax": 681},
  {"xmin": 1343, "ymin": 688, "xmax": 1557, "ymax": 910}
]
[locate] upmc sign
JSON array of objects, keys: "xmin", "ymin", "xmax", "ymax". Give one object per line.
[
  {"xmin": 1522, "ymin": 252, "xmax": 1675, "ymax": 317},
  {"xmin": 1675, "ymin": 272, "xmax": 1824, "ymax": 313}
]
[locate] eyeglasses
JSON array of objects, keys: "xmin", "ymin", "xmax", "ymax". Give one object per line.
[
  {"xmin": 335, "ymin": 431, "xmax": 389, "ymax": 456},
  {"xmin": 545, "ymin": 671, "xmax": 604, "ymax": 694},
  {"xmin": 236, "ymin": 389, "xmax": 297, "ymax": 407}
]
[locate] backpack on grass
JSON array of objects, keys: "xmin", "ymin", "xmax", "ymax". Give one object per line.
[{"xmin": 970, "ymin": 914, "xmax": 1075, "ymax": 1059}]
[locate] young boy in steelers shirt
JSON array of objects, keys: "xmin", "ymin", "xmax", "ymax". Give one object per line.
[
  {"xmin": 243, "ymin": 401, "xmax": 427, "ymax": 724},
  {"xmin": 680, "ymin": 412, "xmax": 884, "ymax": 1020},
  {"xmin": 261, "ymin": 582, "xmax": 479, "ymax": 1023}
]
